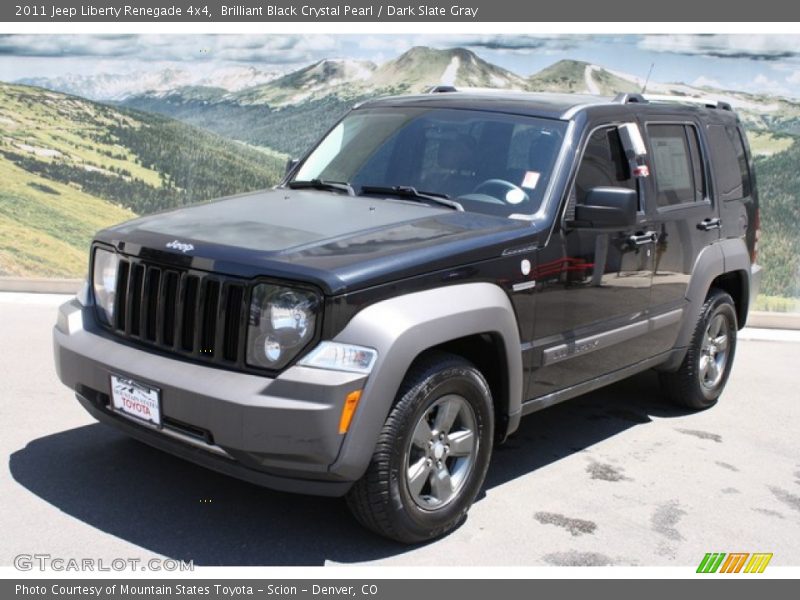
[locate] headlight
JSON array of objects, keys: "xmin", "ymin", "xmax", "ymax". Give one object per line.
[
  {"xmin": 246, "ymin": 283, "xmax": 319, "ymax": 370},
  {"xmin": 92, "ymin": 248, "xmax": 119, "ymax": 325}
]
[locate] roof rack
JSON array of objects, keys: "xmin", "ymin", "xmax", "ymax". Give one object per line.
[
  {"xmin": 426, "ymin": 85, "xmax": 518, "ymax": 94},
  {"xmin": 614, "ymin": 92, "xmax": 732, "ymax": 111},
  {"xmin": 645, "ymin": 94, "xmax": 733, "ymax": 111}
]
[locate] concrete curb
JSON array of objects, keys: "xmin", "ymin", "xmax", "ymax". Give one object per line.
[
  {"xmin": 0, "ymin": 277, "xmax": 83, "ymax": 294},
  {"xmin": 2, "ymin": 277, "xmax": 799, "ymax": 330},
  {"xmin": 747, "ymin": 311, "xmax": 800, "ymax": 331}
]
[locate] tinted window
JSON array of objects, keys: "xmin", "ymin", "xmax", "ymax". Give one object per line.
[
  {"xmin": 649, "ymin": 124, "xmax": 705, "ymax": 208},
  {"xmin": 574, "ymin": 127, "xmax": 635, "ymax": 205},
  {"xmin": 707, "ymin": 124, "xmax": 752, "ymax": 201},
  {"xmin": 731, "ymin": 128, "xmax": 752, "ymax": 198},
  {"xmin": 686, "ymin": 126, "xmax": 707, "ymax": 202},
  {"xmin": 295, "ymin": 107, "xmax": 566, "ymax": 218}
]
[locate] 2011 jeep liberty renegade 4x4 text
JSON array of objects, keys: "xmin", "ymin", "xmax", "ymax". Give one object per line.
[{"xmin": 54, "ymin": 89, "xmax": 762, "ymax": 543}]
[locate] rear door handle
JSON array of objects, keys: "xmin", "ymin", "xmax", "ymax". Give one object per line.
[
  {"xmin": 629, "ymin": 231, "xmax": 657, "ymax": 246},
  {"xmin": 697, "ymin": 217, "xmax": 721, "ymax": 231}
]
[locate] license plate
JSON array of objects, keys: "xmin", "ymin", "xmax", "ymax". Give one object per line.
[{"xmin": 110, "ymin": 375, "xmax": 161, "ymax": 427}]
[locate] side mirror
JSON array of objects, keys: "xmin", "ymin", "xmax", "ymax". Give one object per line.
[
  {"xmin": 285, "ymin": 158, "xmax": 300, "ymax": 177},
  {"xmin": 572, "ymin": 187, "xmax": 637, "ymax": 229}
]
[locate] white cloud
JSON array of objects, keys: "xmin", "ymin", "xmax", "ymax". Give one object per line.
[
  {"xmin": 357, "ymin": 34, "xmax": 580, "ymax": 55},
  {"xmin": 692, "ymin": 76, "xmax": 722, "ymax": 88},
  {"xmin": 639, "ymin": 34, "xmax": 800, "ymax": 61},
  {"xmin": 0, "ymin": 35, "xmax": 341, "ymax": 65},
  {"xmin": 744, "ymin": 74, "xmax": 792, "ymax": 97},
  {"xmin": 358, "ymin": 36, "xmax": 412, "ymax": 52}
]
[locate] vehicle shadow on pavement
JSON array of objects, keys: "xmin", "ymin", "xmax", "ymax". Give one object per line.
[
  {"xmin": 9, "ymin": 370, "xmax": 691, "ymax": 565},
  {"xmin": 484, "ymin": 370, "xmax": 693, "ymax": 489}
]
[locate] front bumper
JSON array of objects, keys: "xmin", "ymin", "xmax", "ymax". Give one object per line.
[{"xmin": 53, "ymin": 299, "xmax": 368, "ymax": 496}]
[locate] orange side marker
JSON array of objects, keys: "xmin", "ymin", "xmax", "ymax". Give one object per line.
[{"xmin": 339, "ymin": 390, "xmax": 362, "ymax": 434}]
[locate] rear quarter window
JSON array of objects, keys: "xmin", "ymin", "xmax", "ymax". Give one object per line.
[{"xmin": 707, "ymin": 124, "xmax": 752, "ymax": 201}]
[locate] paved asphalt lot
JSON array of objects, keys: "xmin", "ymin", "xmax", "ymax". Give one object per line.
[{"xmin": 1, "ymin": 293, "xmax": 799, "ymax": 567}]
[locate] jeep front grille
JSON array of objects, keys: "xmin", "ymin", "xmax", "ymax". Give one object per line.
[{"xmin": 108, "ymin": 257, "xmax": 247, "ymax": 366}]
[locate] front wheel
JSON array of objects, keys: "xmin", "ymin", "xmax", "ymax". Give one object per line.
[
  {"xmin": 346, "ymin": 352, "xmax": 494, "ymax": 543},
  {"xmin": 660, "ymin": 289, "xmax": 738, "ymax": 410}
]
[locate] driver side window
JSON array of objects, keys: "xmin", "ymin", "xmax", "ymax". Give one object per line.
[
  {"xmin": 566, "ymin": 125, "xmax": 637, "ymax": 219},
  {"xmin": 576, "ymin": 127, "xmax": 635, "ymax": 202}
]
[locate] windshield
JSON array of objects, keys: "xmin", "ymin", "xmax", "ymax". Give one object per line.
[{"xmin": 292, "ymin": 107, "xmax": 566, "ymax": 218}]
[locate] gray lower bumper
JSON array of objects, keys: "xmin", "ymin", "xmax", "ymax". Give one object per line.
[{"xmin": 53, "ymin": 299, "xmax": 368, "ymax": 496}]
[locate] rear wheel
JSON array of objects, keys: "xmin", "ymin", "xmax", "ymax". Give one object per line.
[
  {"xmin": 660, "ymin": 289, "xmax": 738, "ymax": 410},
  {"xmin": 346, "ymin": 352, "xmax": 494, "ymax": 543}
]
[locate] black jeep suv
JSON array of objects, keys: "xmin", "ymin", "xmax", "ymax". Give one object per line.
[{"xmin": 54, "ymin": 90, "xmax": 761, "ymax": 543}]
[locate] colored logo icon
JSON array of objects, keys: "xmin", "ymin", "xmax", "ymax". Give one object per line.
[{"xmin": 697, "ymin": 553, "xmax": 773, "ymax": 573}]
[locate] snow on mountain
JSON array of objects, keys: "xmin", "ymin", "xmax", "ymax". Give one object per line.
[
  {"xmin": 230, "ymin": 58, "xmax": 377, "ymax": 105},
  {"xmin": 16, "ymin": 65, "xmax": 284, "ymax": 101},
  {"xmin": 370, "ymin": 47, "xmax": 527, "ymax": 93}
]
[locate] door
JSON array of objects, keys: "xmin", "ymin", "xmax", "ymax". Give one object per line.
[
  {"xmin": 707, "ymin": 122, "xmax": 756, "ymax": 258},
  {"xmin": 644, "ymin": 121, "xmax": 720, "ymax": 353},
  {"xmin": 526, "ymin": 123, "xmax": 656, "ymax": 400}
]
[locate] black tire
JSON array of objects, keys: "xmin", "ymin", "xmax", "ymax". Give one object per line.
[
  {"xmin": 346, "ymin": 352, "xmax": 494, "ymax": 543},
  {"xmin": 660, "ymin": 289, "xmax": 738, "ymax": 410}
]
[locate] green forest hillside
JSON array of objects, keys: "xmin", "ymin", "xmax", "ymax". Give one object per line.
[
  {"xmin": 0, "ymin": 83, "xmax": 284, "ymax": 277},
  {"xmin": 755, "ymin": 142, "xmax": 800, "ymax": 298},
  {"xmin": 124, "ymin": 93, "xmax": 360, "ymax": 158}
]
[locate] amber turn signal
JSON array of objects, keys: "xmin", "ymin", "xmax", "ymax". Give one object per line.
[{"xmin": 338, "ymin": 390, "xmax": 362, "ymax": 434}]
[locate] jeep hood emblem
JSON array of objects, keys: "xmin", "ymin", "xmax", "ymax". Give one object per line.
[{"xmin": 166, "ymin": 240, "xmax": 195, "ymax": 253}]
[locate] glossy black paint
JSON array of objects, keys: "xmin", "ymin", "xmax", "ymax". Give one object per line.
[
  {"xmin": 91, "ymin": 92, "xmax": 757, "ymax": 402},
  {"xmin": 95, "ymin": 189, "xmax": 538, "ymax": 296}
]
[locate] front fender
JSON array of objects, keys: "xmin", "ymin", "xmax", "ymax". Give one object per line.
[{"xmin": 327, "ymin": 282, "xmax": 523, "ymax": 481}]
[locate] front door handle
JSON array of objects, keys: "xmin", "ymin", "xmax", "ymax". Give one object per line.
[
  {"xmin": 697, "ymin": 217, "xmax": 722, "ymax": 231},
  {"xmin": 629, "ymin": 231, "xmax": 657, "ymax": 246}
]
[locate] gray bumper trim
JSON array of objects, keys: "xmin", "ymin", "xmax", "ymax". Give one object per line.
[
  {"xmin": 54, "ymin": 298, "xmax": 368, "ymax": 494},
  {"xmin": 75, "ymin": 393, "xmax": 352, "ymax": 496}
]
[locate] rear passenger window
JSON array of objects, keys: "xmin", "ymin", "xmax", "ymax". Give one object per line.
[
  {"xmin": 707, "ymin": 124, "xmax": 752, "ymax": 201},
  {"xmin": 648, "ymin": 124, "xmax": 706, "ymax": 208}
]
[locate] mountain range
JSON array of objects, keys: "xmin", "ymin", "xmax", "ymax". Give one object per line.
[
  {"xmin": 111, "ymin": 48, "xmax": 799, "ymax": 153},
  {"xmin": 4, "ymin": 46, "xmax": 799, "ymax": 297},
  {"xmin": 17, "ymin": 64, "xmax": 284, "ymax": 102},
  {"xmin": 19, "ymin": 46, "xmax": 800, "ymax": 158},
  {"xmin": 23, "ymin": 47, "xmax": 800, "ymax": 130}
]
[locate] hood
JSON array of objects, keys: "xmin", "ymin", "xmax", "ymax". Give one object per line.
[{"xmin": 98, "ymin": 188, "xmax": 543, "ymax": 294}]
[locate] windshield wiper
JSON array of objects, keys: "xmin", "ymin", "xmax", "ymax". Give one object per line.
[
  {"xmin": 360, "ymin": 185, "xmax": 464, "ymax": 211},
  {"xmin": 287, "ymin": 179, "xmax": 355, "ymax": 196}
]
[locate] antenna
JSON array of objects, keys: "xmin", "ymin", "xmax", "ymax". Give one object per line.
[{"xmin": 641, "ymin": 63, "xmax": 655, "ymax": 94}]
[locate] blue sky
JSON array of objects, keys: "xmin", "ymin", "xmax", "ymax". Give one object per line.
[{"xmin": 1, "ymin": 34, "xmax": 800, "ymax": 97}]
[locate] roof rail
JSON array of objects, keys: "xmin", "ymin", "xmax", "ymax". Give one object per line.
[
  {"xmin": 640, "ymin": 93, "xmax": 733, "ymax": 111},
  {"xmin": 427, "ymin": 85, "xmax": 524, "ymax": 95},
  {"xmin": 613, "ymin": 93, "xmax": 648, "ymax": 104}
]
